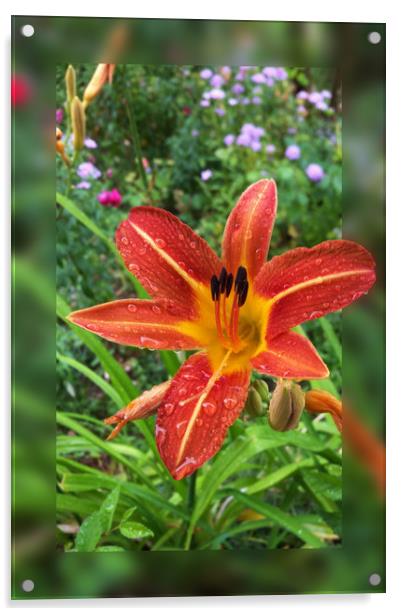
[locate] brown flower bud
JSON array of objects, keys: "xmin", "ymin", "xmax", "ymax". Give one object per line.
[
  {"xmin": 55, "ymin": 128, "xmax": 71, "ymax": 167},
  {"xmin": 268, "ymin": 380, "xmax": 305, "ymax": 432},
  {"xmin": 71, "ymin": 96, "xmax": 86, "ymax": 151},
  {"xmin": 83, "ymin": 63, "xmax": 115, "ymax": 107},
  {"xmin": 65, "ymin": 64, "xmax": 76, "ymax": 104}
]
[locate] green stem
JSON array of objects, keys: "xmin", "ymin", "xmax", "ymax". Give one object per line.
[
  {"xmin": 125, "ymin": 90, "xmax": 153, "ymax": 202},
  {"xmin": 184, "ymin": 470, "xmax": 197, "ymax": 550}
]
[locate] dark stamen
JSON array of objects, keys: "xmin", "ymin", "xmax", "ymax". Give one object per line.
[
  {"xmin": 237, "ymin": 280, "xmax": 249, "ymax": 307},
  {"xmin": 219, "ymin": 267, "xmax": 227, "ymax": 294},
  {"xmin": 234, "ymin": 266, "xmax": 247, "ymax": 292},
  {"xmin": 225, "ymin": 273, "xmax": 233, "ymax": 297},
  {"xmin": 210, "ymin": 275, "xmax": 220, "ymax": 301}
]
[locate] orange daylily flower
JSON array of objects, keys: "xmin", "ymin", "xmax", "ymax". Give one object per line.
[{"xmin": 68, "ymin": 179, "xmax": 376, "ymax": 480}]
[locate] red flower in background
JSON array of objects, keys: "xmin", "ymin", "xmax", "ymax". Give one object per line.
[
  {"xmin": 68, "ymin": 180, "xmax": 376, "ymax": 480},
  {"xmin": 11, "ymin": 75, "xmax": 32, "ymax": 107}
]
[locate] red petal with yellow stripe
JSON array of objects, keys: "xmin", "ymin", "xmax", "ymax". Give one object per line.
[
  {"xmin": 254, "ymin": 239, "xmax": 376, "ymax": 338},
  {"xmin": 68, "ymin": 299, "xmax": 202, "ymax": 350},
  {"xmin": 222, "ymin": 179, "xmax": 277, "ymax": 281},
  {"xmin": 116, "ymin": 207, "xmax": 222, "ymax": 306},
  {"xmin": 252, "ymin": 331, "xmax": 329, "ymax": 379},
  {"xmin": 156, "ymin": 352, "xmax": 250, "ymax": 480}
]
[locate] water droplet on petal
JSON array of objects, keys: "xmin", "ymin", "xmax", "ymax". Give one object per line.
[
  {"xmin": 128, "ymin": 304, "xmax": 137, "ymax": 313},
  {"xmin": 155, "ymin": 238, "xmax": 166, "ymax": 248},
  {"xmin": 164, "ymin": 403, "xmax": 174, "ymax": 416},
  {"xmin": 190, "ymin": 241, "xmax": 196, "ymax": 249},
  {"xmin": 176, "ymin": 420, "xmax": 188, "ymax": 437},
  {"xmin": 152, "ymin": 304, "xmax": 161, "ymax": 314},
  {"xmin": 202, "ymin": 401, "xmax": 217, "ymax": 416},
  {"xmin": 155, "ymin": 425, "xmax": 166, "ymax": 444},
  {"xmin": 178, "ymin": 387, "xmax": 187, "ymax": 397},
  {"xmin": 139, "ymin": 335, "xmax": 159, "ymax": 348},
  {"xmin": 223, "ymin": 397, "xmax": 237, "ymax": 410},
  {"xmin": 121, "ymin": 236, "xmax": 129, "ymax": 245}
]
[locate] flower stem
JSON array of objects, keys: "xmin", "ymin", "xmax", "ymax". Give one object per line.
[
  {"xmin": 125, "ymin": 89, "xmax": 154, "ymax": 204},
  {"xmin": 184, "ymin": 470, "xmax": 197, "ymax": 549}
]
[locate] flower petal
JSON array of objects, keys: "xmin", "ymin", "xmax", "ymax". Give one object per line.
[
  {"xmin": 254, "ymin": 240, "xmax": 376, "ymax": 337},
  {"xmin": 252, "ymin": 331, "xmax": 329, "ymax": 379},
  {"xmin": 68, "ymin": 299, "xmax": 202, "ymax": 350},
  {"xmin": 156, "ymin": 352, "xmax": 250, "ymax": 480},
  {"xmin": 222, "ymin": 179, "xmax": 277, "ymax": 281},
  {"xmin": 105, "ymin": 380, "xmax": 171, "ymax": 440},
  {"xmin": 116, "ymin": 207, "xmax": 222, "ymax": 306}
]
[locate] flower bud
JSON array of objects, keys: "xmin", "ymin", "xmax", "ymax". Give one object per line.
[
  {"xmin": 268, "ymin": 380, "xmax": 305, "ymax": 432},
  {"xmin": 55, "ymin": 128, "xmax": 70, "ymax": 167},
  {"xmin": 83, "ymin": 63, "xmax": 115, "ymax": 107},
  {"xmin": 71, "ymin": 96, "xmax": 86, "ymax": 151},
  {"xmin": 253, "ymin": 379, "xmax": 269, "ymax": 402},
  {"xmin": 65, "ymin": 64, "xmax": 76, "ymax": 104},
  {"xmin": 244, "ymin": 386, "xmax": 264, "ymax": 417}
]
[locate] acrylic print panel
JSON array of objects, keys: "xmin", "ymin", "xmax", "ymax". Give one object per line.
[{"xmin": 13, "ymin": 17, "xmax": 385, "ymax": 599}]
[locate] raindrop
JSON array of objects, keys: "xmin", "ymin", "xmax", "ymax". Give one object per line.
[
  {"xmin": 164, "ymin": 403, "xmax": 174, "ymax": 416},
  {"xmin": 129, "ymin": 263, "xmax": 140, "ymax": 272},
  {"xmin": 121, "ymin": 236, "xmax": 129, "ymax": 245},
  {"xmin": 190, "ymin": 241, "xmax": 196, "ymax": 249},
  {"xmin": 155, "ymin": 238, "xmax": 166, "ymax": 248},
  {"xmin": 152, "ymin": 305, "xmax": 162, "ymax": 314},
  {"xmin": 223, "ymin": 397, "xmax": 237, "ymax": 410},
  {"xmin": 315, "ymin": 258, "xmax": 322, "ymax": 265},
  {"xmin": 127, "ymin": 304, "xmax": 137, "ymax": 313},
  {"xmin": 139, "ymin": 335, "xmax": 159, "ymax": 347},
  {"xmin": 176, "ymin": 420, "xmax": 188, "ymax": 437},
  {"xmin": 178, "ymin": 387, "xmax": 187, "ymax": 397},
  {"xmin": 178, "ymin": 233, "xmax": 185, "ymax": 241}
]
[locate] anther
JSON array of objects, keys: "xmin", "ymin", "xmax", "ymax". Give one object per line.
[
  {"xmin": 234, "ymin": 266, "xmax": 247, "ymax": 293},
  {"xmin": 225, "ymin": 273, "xmax": 233, "ymax": 297},
  {"xmin": 210, "ymin": 275, "xmax": 220, "ymax": 301},
  {"xmin": 218, "ymin": 267, "xmax": 227, "ymax": 294},
  {"xmin": 238, "ymin": 280, "xmax": 249, "ymax": 307}
]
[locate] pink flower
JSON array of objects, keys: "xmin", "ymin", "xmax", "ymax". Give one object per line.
[
  {"xmin": 97, "ymin": 191, "xmax": 110, "ymax": 206},
  {"xmin": 109, "ymin": 188, "xmax": 122, "ymax": 207}
]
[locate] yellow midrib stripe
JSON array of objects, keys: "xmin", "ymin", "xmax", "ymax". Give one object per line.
[
  {"xmin": 176, "ymin": 350, "xmax": 232, "ymax": 466},
  {"xmin": 129, "ymin": 221, "xmax": 201, "ymax": 293},
  {"xmin": 268, "ymin": 269, "xmax": 370, "ymax": 305}
]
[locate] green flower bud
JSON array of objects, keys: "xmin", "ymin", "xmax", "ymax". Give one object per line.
[
  {"xmin": 71, "ymin": 96, "xmax": 86, "ymax": 151},
  {"xmin": 268, "ymin": 380, "xmax": 305, "ymax": 432},
  {"xmin": 65, "ymin": 64, "xmax": 76, "ymax": 104},
  {"xmin": 245, "ymin": 387, "xmax": 264, "ymax": 417},
  {"xmin": 253, "ymin": 379, "xmax": 270, "ymax": 402}
]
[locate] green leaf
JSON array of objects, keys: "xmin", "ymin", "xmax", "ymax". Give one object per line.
[
  {"xmin": 95, "ymin": 546, "xmax": 125, "ymax": 552},
  {"xmin": 120, "ymin": 521, "xmax": 154, "ymax": 540},
  {"xmin": 57, "ymin": 352, "xmax": 124, "ymax": 407},
  {"xmin": 121, "ymin": 507, "xmax": 137, "ymax": 524},
  {"xmin": 99, "ymin": 486, "xmax": 121, "ymax": 533},
  {"xmin": 320, "ymin": 317, "xmax": 342, "ymax": 365},
  {"xmin": 223, "ymin": 489, "xmax": 325, "ymax": 548}
]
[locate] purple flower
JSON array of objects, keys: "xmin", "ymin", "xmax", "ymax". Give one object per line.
[
  {"xmin": 266, "ymin": 144, "xmax": 276, "ymax": 154},
  {"xmin": 75, "ymin": 180, "xmax": 91, "ymax": 190},
  {"xmin": 321, "ymin": 89, "xmax": 332, "ymax": 99},
  {"xmin": 106, "ymin": 168, "xmax": 113, "ymax": 178},
  {"xmin": 275, "ymin": 68, "xmax": 288, "ymax": 80},
  {"xmin": 77, "ymin": 161, "xmax": 101, "ymax": 179},
  {"xmin": 285, "ymin": 144, "xmax": 301, "ymax": 160},
  {"xmin": 200, "ymin": 169, "xmax": 212, "ymax": 182},
  {"xmin": 223, "ymin": 134, "xmax": 235, "ymax": 146},
  {"xmin": 232, "ymin": 83, "xmax": 244, "ymax": 95},
  {"xmin": 296, "ymin": 90, "xmax": 308, "ymax": 100},
  {"xmin": 191, "ymin": 129, "xmax": 200, "ymax": 137},
  {"xmin": 305, "ymin": 163, "xmax": 325, "ymax": 182},
  {"xmin": 208, "ymin": 88, "xmax": 225, "ymax": 100},
  {"xmin": 228, "ymin": 98, "xmax": 238, "ymax": 106},
  {"xmin": 265, "ymin": 77, "xmax": 274, "ymax": 87},
  {"xmin": 84, "ymin": 137, "xmax": 98, "ymax": 149},
  {"xmin": 252, "ymin": 86, "xmax": 262, "ymax": 95},
  {"xmin": 221, "ymin": 66, "xmax": 231, "ymax": 79},
  {"xmin": 56, "ymin": 108, "xmax": 63, "ymax": 124},
  {"xmin": 252, "ymin": 96, "xmax": 262, "ymax": 105},
  {"xmin": 251, "ymin": 73, "xmax": 266, "ymax": 84},
  {"xmin": 200, "ymin": 100, "xmax": 210, "ymax": 108},
  {"xmin": 200, "ymin": 68, "xmax": 213, "ymax": 80},
  {"xmin": 288, "ymin": 127, "xmax": 297, "ymax": 135},
  {"xmin": 236, "ymin": 134, "xmax": 250, "ymax": 147},
  {"xmin": 262, "ymin": 67, "xmax": 277, "ymax": 78},
  {"xmin": 309, "ymin": 91, "xmax": 323, "ymax": 105},
  {"xmin": 241, "ymin": 97, "xmax": 250, "ymax": 105},
  {"xmin": 210, "ymin": 74, "xmax": 224, "ymax": 88},
  {"xmin": 250, "ymin": 141, "xmax": 262, "ymax": 152},
  {"xmin": 297, "ymin": 105, "xmax": 306, "ymax": 114},
  {"xmin": 316, "ymin": 101, "xmax": 329, "ymax": 111},
  {"xmin": 215, "ymin": 108, "xmax": 225, "ymax": 116}
]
